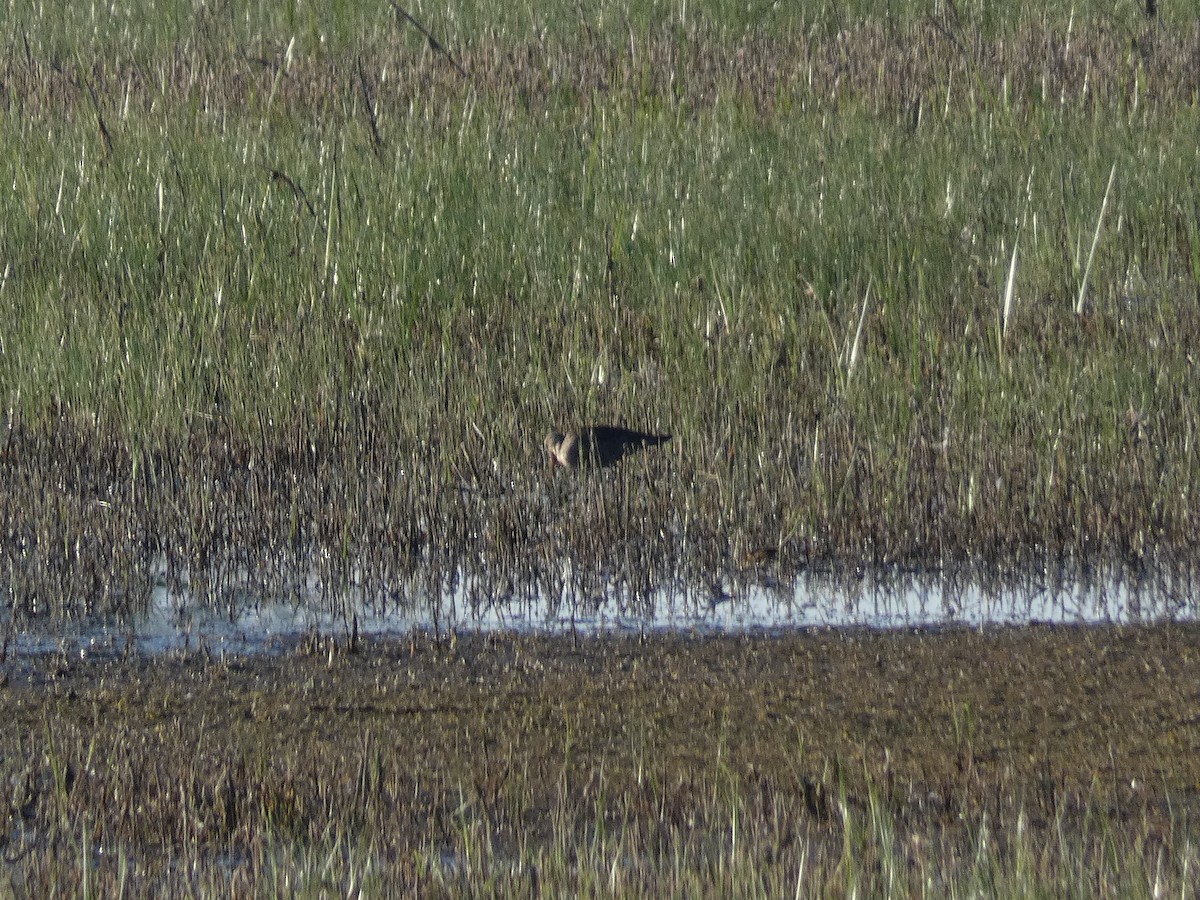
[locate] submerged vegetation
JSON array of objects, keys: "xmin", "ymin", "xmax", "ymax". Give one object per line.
[{"xmin": 1, "ymin": 0, "xmax": 1199, "ymax": 621}]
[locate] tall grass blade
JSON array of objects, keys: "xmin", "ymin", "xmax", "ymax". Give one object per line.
[
  {"xmin": 1002, "ymin": 238, "xmax": 1019, "ymax": 340},
  {"xmin": 847, "ymin": 280, "xmax": 872, "ymax": 384},
  {"xmin": 1075, "ymin": 163, "xmax": 1117, "ymax": 316}
]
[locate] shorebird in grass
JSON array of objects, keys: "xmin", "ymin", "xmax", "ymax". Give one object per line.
[{"xmin": 544, "ymin": 425, "xmax": 672, "ymax": 470}]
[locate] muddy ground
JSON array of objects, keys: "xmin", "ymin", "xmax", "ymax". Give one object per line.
[{"xmin": 6, "ymin": 624, "xmax": 1198, "ymax": 823}]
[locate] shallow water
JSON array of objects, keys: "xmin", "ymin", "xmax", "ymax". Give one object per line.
[{"xmin": 5, "ymin": 562, "xmax": 1193, "ymax": 659}]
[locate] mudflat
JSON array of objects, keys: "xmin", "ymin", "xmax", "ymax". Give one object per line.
[
  {"xmin": 4, "ymin": 623, "xmax": 1198, "ymax": 893},
  {"xmin": 7, "ymin": 623, "xmax": 1198, "ymax": 834}
]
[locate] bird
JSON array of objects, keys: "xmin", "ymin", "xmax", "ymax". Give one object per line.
[{"xmin": 544, "ymin": 425, "xmax": 671, "ymax": 469}]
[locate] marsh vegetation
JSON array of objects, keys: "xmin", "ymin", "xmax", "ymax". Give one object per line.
[
  {"xmin": 1, "ymin": 0, "xmax": 1198, "ymax": 626},
  {"xmin": 2, "ymin": 0, "xmax": 1199, "ymax": 892}
]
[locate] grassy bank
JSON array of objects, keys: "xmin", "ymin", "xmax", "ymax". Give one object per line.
[
  {"xmin": 3, "ymin": 625, "xmax": 1198, "ymax": 895},
  {"xmin": 1, "ymin": 1, "xmax": 1198, "ymax": 619}
]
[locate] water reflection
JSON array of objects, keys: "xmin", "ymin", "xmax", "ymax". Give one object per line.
[{"xmin": 5, "ymin": 562, "xmax": 1194, "ymax": 659}]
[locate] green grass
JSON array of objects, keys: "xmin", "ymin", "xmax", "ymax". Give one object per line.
[{"xmin": 0, "ymin": 0, "xmax": 1198, "ymax": 619}]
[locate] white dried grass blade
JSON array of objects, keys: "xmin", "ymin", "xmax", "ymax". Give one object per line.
[
  {"xmin": 847, "ymin": 280, "xmax": 872, "ymax": 381},
  {"xmin": 1076, "ymin": 163, "xmax": 1117, "ymax": 315},
  {"xmin": 1002, "ymin": 239, "xmax": 1018, "ymax": 338}
]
